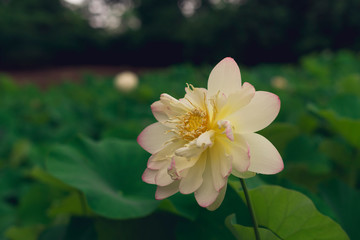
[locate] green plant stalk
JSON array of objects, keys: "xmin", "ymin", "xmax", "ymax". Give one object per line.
[
  {"xmin": 78, "ymin": 190, "xmax": 89, "ymax": 216},
  {"xmin": 240, "ymin": 178, "xmax": 261, "ymax": 240}
]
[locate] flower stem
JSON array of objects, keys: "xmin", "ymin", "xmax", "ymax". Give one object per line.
[
  {"xmin": 78, "ymin": 190, "xmax": 88, "ymax": 216},
  {"xmin": 240, "ymin": 178, "xmax": 261, "ymax": 240}
]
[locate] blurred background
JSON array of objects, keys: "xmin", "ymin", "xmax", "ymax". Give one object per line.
[
  {"xmin": 0, "ymin": 0, "xmax": 360, "ymax": 239},
  {"xmin": 1, "ymin": 0, "xmax": 360, "ymax": 69}
]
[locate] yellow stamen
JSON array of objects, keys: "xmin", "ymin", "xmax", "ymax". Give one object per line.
[{"xmin": 175, "ymin": 108, "xmax": 208, "ymax": 141}]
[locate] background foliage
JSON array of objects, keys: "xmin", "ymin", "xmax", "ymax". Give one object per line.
[
  {"xmin": 0, "ymin": 51, "xmax": 359, "ymax": 239},
  {"xmin": 1, "ymin": 0, "xmax": 360, "ymax": 68}
]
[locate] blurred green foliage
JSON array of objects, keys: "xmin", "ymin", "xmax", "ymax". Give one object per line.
[
  {"xmin": 0, "ymin": 0, "xmax": 103, "ymax": 68},
  {"xmin": 1, "ymin": 0, "xmax": 360, "ymax": 67},
  {"xmin": 0, "ymin": 51, "xmax": 359, "ymax": 239}
]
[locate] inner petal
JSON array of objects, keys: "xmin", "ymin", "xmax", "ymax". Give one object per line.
[{"xmin": 217, "ymin": 119, "xmax": 234, "ymax": 141}]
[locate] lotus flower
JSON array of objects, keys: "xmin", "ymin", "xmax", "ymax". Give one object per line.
[{"xmin": 138, "ymin": 57, "xmax": 283, "ymax": 210}]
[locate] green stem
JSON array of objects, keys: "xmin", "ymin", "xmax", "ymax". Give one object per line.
[
  {"xmin": 78, "ymin": 190, "xmax": 88, "ymax": 216},
  {"xmin": 240, "ymin": 178, "xmax": 261, "ymax": 240}
]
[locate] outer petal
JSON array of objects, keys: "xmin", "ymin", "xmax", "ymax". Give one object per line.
[
  {"xmin": 151, "ymin": 101, "xmax": 176, "ymax": 127},
  {"xmin": 194, "ymin": 155, "xmax": 219, "ymax": 207},
  {"xmin": 210, "ymin": 142, "xmax": 230, "ymax": 191},
  {"xmin": 160, "ymin": 93, "xmax": 190, "ymax": 114},
  {"xmin": 179, "ymin": 152, "xmax": 207, "ymax": 194},
  {"xmin": 147, "ymin": 158, "xmax": 168, "ymax": 170},
  {"xmin": 168, "ymin": 155, "xmax": 200, "ymax": 181},
  {"xmin": 147, "ymin": 139, "xmax": 185, "ymax": 167},
  {"xmin": 207, "ymin": 182, "xmax": 227, "ymax": 211},
  {"xmin": 155, "ymin": 167, "xmax": 174, "ymax": 186},
  {"xmin": 243, "ymin": 133, "xmax": 283, "ymax": 174},
  {"xmin": 216, "ymin": 82, "xmax": 255, "ymax": 120},
  {"xmin": 215, "ymin": 136, "xmax": 233, "ymax": 178},
  {"xmin": 142, "ymin": 168, "xmax": 157, "ymax": 184},
  {"xmin": 229, "ymin": 91, "xmax": 280, "ymax": 133},
  {"xmin": 137, "ymin": 122, "xmax": 175, "ymax": 154},
  {"xmin": 228, "ymin": 134, "xmax": 250, "ymax": 173},
  {"xmin": 207, "ymin": 57, "xmax": 242, "ymax": 97},
  {"xmin": 155, "ymin": 181, "xmax": 180, "ymax": 200},
  {"xmin": 174, "ymin": 155, "xmax": 198, "ymax": 173}
]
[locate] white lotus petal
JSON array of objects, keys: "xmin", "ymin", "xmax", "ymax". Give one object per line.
[
  {"xmin": 215, "ymin": 136, "xmax": 233, "ymax": 177},
  {"xmin": 148, "ymin": 140, "xmax": 185, "ymax": 163},
  {"xmin": 174, "ymin": 155, "xmax": 198, "ymax": 173},
  {"xmin": 208, "ymin": 57, "xmax": 242, "ymax": 97},
  {"xmin": 195, "ymin": 156, "xmax": 219, "ymax": 207},
  {"xmin": 229, "ymin": 91, "xmax": 280, "ymax": 133},
  {"xmin": 196, "ymin": 130, "xmax": 215, "ymax": 148},
  {"xmin": 175, "ymin": 131, "xmax": 214, "ymax": 158},
  {"xmin": 179, "ymin": 152, "xmax": 207, "ymax": 194},
  {"xmin": 210, "ymin": 143, "xmax": 228, "ymax": 191},
  {"xmin": 175, "ymin": 143, "xmax": 202, "ymax": 158},
  {"xmin": 155, "ymin": 167, "xmax": 174, "ymax": 186},
  {"xmin": 160, "ymin": 93, "xmax": 190, "ymax": 114},
  {"xmin": 155, "ymin": 181, "xmax": 180, "ymax": 200},
  {"xmin": 207, "ymin": 182, "xmax": 227, "ymax": 211},
  {"xmin": 137, "ymin": 122, "xmax": 175, "ymax": 154},
  {"xmin": 151, "ymin": 101, "xmax": 177, "ymax": 127},
  {"xmin": 147, "ymin": 158, "xmax": 168, "ymax": 170},
  {"xmin": 216, "ymin": 82, "xmax": 255, "ymax": 120},
  {"xmin": 142, "ymin": 168, "xmax": 157, "ymax": 184},
  {"xmin": 184, "ymin": 86, "xmax": 208, "ymax": 109},
  {"xmin": 244, "ymin": 133, "xmax": 283, "ymax": 174},
  {"xmin": 228, "ymin": 134, "xmax": 250, "ymax": 173},
  {"xmin": 217, "ymin": 120, "xmax": 234, "ymax": 141}
]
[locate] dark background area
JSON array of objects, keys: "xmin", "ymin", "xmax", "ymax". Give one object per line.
[{"xmin": 0, "ymin": 0, "xmax": 360, "ymax": 69}]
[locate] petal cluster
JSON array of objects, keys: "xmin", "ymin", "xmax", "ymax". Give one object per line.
[{"xmin": 138, "ymin": 57, "xmax": 283, "ymax": 210}]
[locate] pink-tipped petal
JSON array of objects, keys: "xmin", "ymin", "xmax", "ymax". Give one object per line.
[
  {"xmin": 209, "ymin": 144, "xmax": 228, "ymax": 191},
  {"xmin": 148, "ymin": 139, "xmax": 186, "ymax": 163},
  {"xmin": 151, "ymin": 101, "xmax": 173, "ymax": 126},
  {"xmin": 155, "ymin": 181, "xmax": 180, "ymax": 200},
  {"xmin": 142, "ymin": 168, "xmax": 157, "ymax": 184},
  {"xmin": 194, "ymin": 156, "xmax": 220, "ymax": 208},
  {"xmin": 147, "ymin": 157, "xmax": 169, "ymax": 170},
  {"xmin": 137, "ymin": 122, "xmax": 174, "ymax": 154},
  {"xmin": 244, "ymin": 133, "xmax": 283, "ymax": 174},
  {"xmin": 214, "ymin": 137, "xmax": 233, "ymax": 178},
  {"xmin": 207, "ymin": 182, "xmax": 227, "ymax": 211},
  {"xmin": 208, "ymin": 57, "xmax": 242, "ymax": 97},
  {"xmin": 216, "ymin": 82, "xmax": 256, "ymax": 120},
  {"xmin": 217, "ymin": 120, "xmax": 234, "ymax": 141},
  {"xmin": 229, "ymin": 91, "xmax": 280, "ymax": 133},
  {"xmin": 174, "ymin": 155, "xmax": 198, "ymax": 173},
  {"xmin": 179, "ymin": 152, "xmax": 207, "ymax": 194},
  {"xmin": 160, "ymin": 93, "xmax": 190, "ymax": 114},
  {"xmin": 155, "ymin": 167, "xmax": 174, "ymax": 186},
  {"xmin": 167, "ymin": 157, "xmax": 181, "ymax": 180},
  {"xmin": 228, "ymin": 134, "xmax": 251, "ymax": 173}
]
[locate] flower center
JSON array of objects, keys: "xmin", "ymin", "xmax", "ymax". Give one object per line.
[{"xmin": 176, "ymin": 108, "xmax": 208, "ymax": 141}]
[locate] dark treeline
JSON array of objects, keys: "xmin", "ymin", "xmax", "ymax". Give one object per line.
[{"xmin": 1, "ymin": 0, "xmax": 360, "ymax": 69}]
